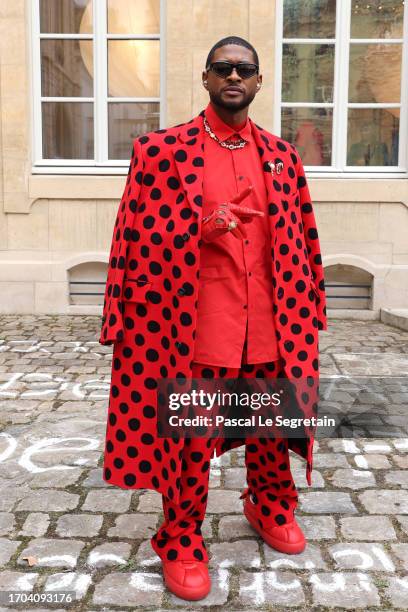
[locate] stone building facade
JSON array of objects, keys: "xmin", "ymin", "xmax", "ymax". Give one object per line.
[{"xmin": 0, "ymin": 0, "xmax": 407, "ymax": 319}]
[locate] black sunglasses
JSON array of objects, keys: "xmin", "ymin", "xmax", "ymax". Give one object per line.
[{"xmin": 207, "ymin": 61, "xmax": 259, "ymax": 80}]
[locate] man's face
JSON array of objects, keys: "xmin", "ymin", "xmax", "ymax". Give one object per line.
[{"xmin": 202, "ymin": 44, "xmax": 262, "ymax": 112}]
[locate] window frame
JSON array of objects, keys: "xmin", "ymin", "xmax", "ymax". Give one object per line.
[
  {"xmin": 30, "ymin": 0, "xmax": 166, "ymax": 174},
  {"xmin": 274, "ymin": 0, "xmax": 408, "ymax": 178}
]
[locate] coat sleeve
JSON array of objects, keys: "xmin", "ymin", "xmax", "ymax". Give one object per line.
[
  {"xmin": 99, "ymin": 137, "xmax": 144, "ymax": 345},
  {"xmin": 294, "ymin": 148, "xmax": 328, "ymax": 331}
]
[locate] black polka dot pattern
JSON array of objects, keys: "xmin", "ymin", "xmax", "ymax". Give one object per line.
[
  {"xmin": 150, "ymin": 360, "xmax": 298, "ymax": 562},
  {"xmin": 99, "ymin": 109, "xmax": 327, "ymax": 505}
]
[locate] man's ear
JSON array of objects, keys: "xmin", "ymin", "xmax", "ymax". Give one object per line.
[{"xmin": 254, "ymin": 75, "xmax": 262, "ymax": 94}]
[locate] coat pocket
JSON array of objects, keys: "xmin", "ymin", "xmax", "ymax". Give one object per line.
[{"xmin": 122, "ymin": 278, "xmax": 153, "ymax": 303}]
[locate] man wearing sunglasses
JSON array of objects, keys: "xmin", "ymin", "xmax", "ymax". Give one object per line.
[{"xmin": 100, "ymin": 35, "xmax": 327, "ymax": 601}]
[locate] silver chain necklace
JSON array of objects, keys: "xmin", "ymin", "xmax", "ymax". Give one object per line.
[{"xmin": 203, "ymin": 114, "xmax": 247, "ymax": 150}]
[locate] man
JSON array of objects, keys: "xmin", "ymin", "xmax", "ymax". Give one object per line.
[{"xmin": 99, "ymin": 35, "xmax": 327, "ymax": 601}]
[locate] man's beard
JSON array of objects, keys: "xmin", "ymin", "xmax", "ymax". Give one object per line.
[{"xmin": 208, "ymin": 89, "xmax": 256, "ymax": 113}]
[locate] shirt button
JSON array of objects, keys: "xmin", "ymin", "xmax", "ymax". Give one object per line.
[
  {"xmin": 182, "ymin": 232, "xmax": 190, "ymax": 241},
  {"xmin": 238, "ymin": 175, "xmax": 244, "ymax": 180},
  {"xmin": 245, "ymin": 240, "xmax": 249, "ymax": 245},
  {"xmin": 248, "ymin": 272, "xmax": 252, "ymax": 276},
  {"xmin": 243, "ymin": 305, "xmax": 248, "ymax": 309},
  {"xmin": 177, "ymin": 288, "xmax": 186, "ymax": 296}
]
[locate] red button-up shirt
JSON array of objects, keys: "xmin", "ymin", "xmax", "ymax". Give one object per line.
[{"xmin": 193, "ymin": 101, "xmax": 280, "ymax": 367}]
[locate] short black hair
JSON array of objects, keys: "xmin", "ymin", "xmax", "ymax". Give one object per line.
[{"xmin": 205, "ymin": 36, "xmax": 259, "ymax": 69}]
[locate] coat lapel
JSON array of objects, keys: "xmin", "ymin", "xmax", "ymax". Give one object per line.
[
  {"xmin": 250, "ymin": 123, "xmax": 289, "ymax": 241},
  {"xmin": 173, "ymin": 112, "xmax": 206, "ymax": 221}
]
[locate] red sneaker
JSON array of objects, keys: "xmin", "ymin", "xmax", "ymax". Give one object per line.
[
  {"xmin": 162, "ymin": 559, "xmax": 211, "ymax": 601},
  {"xmin": 241, "ymin": 487, "xmax": 306, "ymax": 554}
]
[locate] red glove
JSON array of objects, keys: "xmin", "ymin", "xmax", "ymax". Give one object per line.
[{"xmin": 201, "ymin": 186, "xmax": 265, "ymax": 243}]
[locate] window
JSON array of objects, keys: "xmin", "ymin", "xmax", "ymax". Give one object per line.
[
  {"xmin": 275, "ymin": 0, "xmax": 407, "ymax": 174},
  {"xmin": 31, "ymin": 0, "xmax": 165, "ymax": 172}
]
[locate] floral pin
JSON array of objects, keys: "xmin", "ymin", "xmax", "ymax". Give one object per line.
[{"xmin": 267, "ymin": 161, "xmax": 284, "ymax": 175}]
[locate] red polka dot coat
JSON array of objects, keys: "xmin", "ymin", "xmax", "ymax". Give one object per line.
[{"xmin": 99, "ymin": 109, "xmax": 328, "ymax": 505}]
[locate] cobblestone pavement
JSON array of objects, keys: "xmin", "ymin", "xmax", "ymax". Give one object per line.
[{"xmin": 0, "ymin": 315, "xmax": 407, "ymax": 611}]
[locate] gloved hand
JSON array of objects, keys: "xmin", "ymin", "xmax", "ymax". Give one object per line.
[{"xmin": 201, "ymin": 186, "xmax": 265, "ymax": 243}]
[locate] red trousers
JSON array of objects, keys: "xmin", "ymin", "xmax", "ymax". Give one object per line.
[{"xmin": 150, "ymin": 358, "xmax": 299, "ymax": 562}]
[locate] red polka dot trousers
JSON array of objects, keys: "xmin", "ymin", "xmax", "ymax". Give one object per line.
[{"xmin": 150, "ymin": 358, "xmax": 299, "ymax": 563}]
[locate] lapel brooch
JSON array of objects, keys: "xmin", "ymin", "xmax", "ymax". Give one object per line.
[{"xmin": 268, "ymin": 161, "xmax": 284, "ymax": 175}]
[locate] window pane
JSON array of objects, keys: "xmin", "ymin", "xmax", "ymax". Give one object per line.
[
  {"xmin": 42, "ymin": 102, "xmax": 94, "ymax": 159},
  {"xmin": 350, "ymin": 0, "xmax": 404, "ymax": 39},
  {"xmin": 347, "ymin": 108, "xmax": 399, "ymax": 166},
  {"xmin": 107, "ymin": 0, "xmax": 160, "ymax": 34},
  {"xmin": 41, "ymin": 40, "xmax": 93, "ymax": 97},
  {"xmin": 283, "ymin": 0, "xmax": 336, "ymax": 38},
  {"xmin": 40, "ymin": 0, "xmax": 92, "ymax": 34},
  {"xmin": 349, "ymin": 43, "xmax": 402, "ymax": 103},
  {"xmin": 108, "ymin": 40, "xmax": 160, "ymax": 97},
  {"xmin": 281, "ymin": 108, "xmax": 332, "ymax": 166},
  {"xmin": 108, "ymin": 103, "xmax": 160, "ymax": 159},
  {"xmin": 282, "ymin": 44, "xmax": 334, "ymax": 103}
]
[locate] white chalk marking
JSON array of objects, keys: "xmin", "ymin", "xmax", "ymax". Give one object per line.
[
  {"xmin": 0, "ymin": 372, "xmax": 23, "ymax": 397},
  {"xmin": 217, "ymin": 568, "xmax": 229, "ymax": 593},
  {"xmin": 0, "ymin": 432, "xmax": 18, "ymax": 463},
  {"xmin": 15, "ymin": 573, "xmax": 38, "ymax": 590},
  {"xmin": 88, "ymin": 551, "xmax": 127, "ymax": 566},
  {"xmin": 351, "ymin": 469, "xmax": 373, "ymax": 477},
  {"xmin": 37, "ymin": 554, "xmax": 77, "ymax": 568},
  {"xmin": 342, "ymin": 440, "xmax": 360, "ymax": 453},
  {"xmin": 354, "ymin": 455, "xmax": 369, "ymax": 469},
  {"xmin": 310, "ymin": 572, "xmax": 346, "ymax": 592},
  {"xmin": 332, "ymin": 548, "xmax": 374, "ymax": 570},
  {"xmin": 395, "ymin": 576, "xmax": 408, "ymax": 590},
  {"xmin": 268, "ymin": 557, "xmax": 316, "ymax": 570},
  {"xmin": 0, "ymin": 370, "xmax": 109, "ymax": 400},
  {"xmin": 129, "ymin": 572, "xmax": 162, "ymax": 592},
  {"xmin": 45, "ymin": 572, "xmax": 91, "ymax": 598},
  {"xmin": 394, "ymin": 439, "xmax": 408, "ymax": 451},
  {"xmin": 357, "ymin": 572, "xmax": 374, "ymax": 592},
  {"xmin": 363, "ymin": 443, "xmax": 391, "ymax": 453},
  {"xmin": 19, "ymin": 437, "xmax": 100, "ymax": 473},
  {"xmin": 240, "ymin": 572, "xmax": 265, "ymax": 605},
  {"xmin": 267, "ymin": 570, "xmax": 301, "ymax": 591},
  {"xmin": 371, "ymin": 545, "xmax": 395, "ymax": 572}
]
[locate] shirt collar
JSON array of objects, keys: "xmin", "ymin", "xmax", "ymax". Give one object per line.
[{"xmin": 204, "ymin": 101, "xmax": 252, "ymax": 142}]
